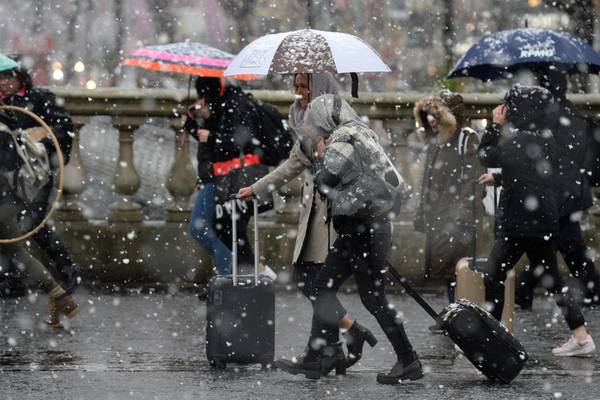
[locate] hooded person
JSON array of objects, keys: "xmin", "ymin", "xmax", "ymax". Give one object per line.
[
  {"xmin": 514, "ymin": 69, "xmax": 600, "ymax": 308},
  {"xmin": 478, "ymin": 84, "xmax": 595, "ymax": 357},
  {"xmin": 412, "ymin": 90, "xmax": 484, "ymax": 329},
  {"xmin": 184, "ymin": 77, "xmax": 276, "ymax": 280},
  {"xmin": 273, "ymin": 94, "xmax": 421, "ymax": 384},
  {"xmin": 237, "ymin": 74, "xmax": 379, "ymax": 371},
  {"xmin": 0, "ymin": 110, "xmax": 79, "ymax": 327},
  {"xmin": 0, "ymin": 58, "xmax": 79, "ymax": 296}
]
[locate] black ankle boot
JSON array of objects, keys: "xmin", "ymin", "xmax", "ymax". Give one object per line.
[
  {"xmin": 276, "ymin": 343, "xmax": 346, "ymax": 379},
  {"xmin": 376, "ymin": 353, "xmax": 423, "ymax": 385},
  {"xmin": 344, "ymin": 321, "xmax": 378, "ymax": 368}
]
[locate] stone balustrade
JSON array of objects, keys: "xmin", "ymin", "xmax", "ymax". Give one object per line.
[{"xmin": 36, "ymin": 88, "xmax": 600, "ymax": 290}]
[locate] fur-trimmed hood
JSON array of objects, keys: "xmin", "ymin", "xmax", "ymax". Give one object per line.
[{"xmin": 413, "ymin": 90, "xmax": 464, "ymax": 136}]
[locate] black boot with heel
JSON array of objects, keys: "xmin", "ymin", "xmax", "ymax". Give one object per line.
[
  {"xmin": 275, "ymin": 343, "xmax": 346, "ymax": 379},
  {"xmin": 344, "ymin": 321, "xmax": 378, "ymax": 368}
]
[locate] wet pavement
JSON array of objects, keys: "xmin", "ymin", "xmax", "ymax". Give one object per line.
[{"xmin": 1, "ymin": 290, "xmax": 599, "ymax": 400}]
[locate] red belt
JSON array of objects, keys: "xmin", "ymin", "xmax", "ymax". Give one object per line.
[{"xmin": 213, "ymin": 153, "xmax": 261, "ymax": 176}]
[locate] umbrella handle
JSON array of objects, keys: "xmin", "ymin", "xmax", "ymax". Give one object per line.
[
  {"xmin": 351, "ymin": 73, "xmax": 359, "ymax": 98},
  {"xmin": 0, "ymin": 105, "xmax": 64, "ymax": 244}
]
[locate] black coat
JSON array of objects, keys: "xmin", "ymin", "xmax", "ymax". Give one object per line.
[
  {"xmin": 0, "ymin": 112, "xmax": 21, "ymax": 196},
  {"xmin": 551, "ymin": 99, "xmax": 593, "ymax": 216},
  {"xmin": 184, "ymin": 85, "xmax": 261, "ymax": 184},
  {"xmin": 478, "ymin": 123, "xmax": 559, "ymax": 238},
  {"xmin": 2, "ymin": 68, "xmax": 74, "ymax": 166}
]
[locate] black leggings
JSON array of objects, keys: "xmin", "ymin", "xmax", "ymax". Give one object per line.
[
  {"xmin": 518, "ymin": 216, "xmax": 600, "ymax": 300},
  {"xmin": 312, "ymin": 215, "xmax": 415, "ymax": 358},
  {"xmin": 483, "ymin": 236, "xmax": 585, "ymax": 330},
  {"xmin": 293, "ymin": 262, "xmax": 342, "ymax": 347}
]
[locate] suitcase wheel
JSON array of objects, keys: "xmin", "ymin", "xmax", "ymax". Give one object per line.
[
  {"xmin": 209, "ymin": 359, "xmax": 226, "ymax": 370},
  {"xmin": 261, "ymin": 362, "xmax": 275, "ymax": 371}
]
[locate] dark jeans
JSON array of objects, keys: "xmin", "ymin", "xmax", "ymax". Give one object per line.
[
  {"xmin": 312, "ymin": 215, "xmax": 415, "ymax": 358},
  {"xmin": 484, "ymin": 236, "xmax": 585, "ymax": 330},
  {"xmin": 517, "ymin": 216, "xmax": 600, "ymax": 302},
  {"xmin": 188, "ymin": 184, "xmax": 232, "ymax": 275}
]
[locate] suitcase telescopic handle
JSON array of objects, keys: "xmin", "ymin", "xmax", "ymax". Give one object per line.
[
  {"xmin": 386, "ymin": 261, "xmax": 443, "ymax": 325},
  {"xmin": 230, "ymin": 195, "xmax": 260, "ymax": 287},
  {"xmin": 253, "ymin": 199, "xmax": 259, "ymax": 286},
  {"xmin": 231, "ymin": 197, "xmax": 238, "ymax": 286}
]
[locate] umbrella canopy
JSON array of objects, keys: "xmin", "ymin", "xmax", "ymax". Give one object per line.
[
  {"xmin": 448, "ymin": 28, "xmax": 600, "ymax": 81},
  {"xmin": 122, "ymin": 41, "xmax": 254, "ymax": 80},
  {"xmin": 223, "ymin": 29, "xmax": 390, "ymax": 77},
  {"xmin": 0, "ymin": 54, "xmax": 19, "ymax": 73}
]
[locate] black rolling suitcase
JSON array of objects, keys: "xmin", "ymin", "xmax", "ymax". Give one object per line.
[
  {"xmin": 387, "ymin": 263, "xmax": 527, "ymax": 384},
  {"xmin": 206, "ymin": 199, "xmax": 275, "ymax": 369}
]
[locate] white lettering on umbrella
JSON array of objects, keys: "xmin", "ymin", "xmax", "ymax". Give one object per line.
[
  {"xmin": 519, "ymin": 41, "xmax": 556, "ymax": 58},
  {"xmin": 240, "ymin": 48, "xmax": 270, "ymax": 68}
]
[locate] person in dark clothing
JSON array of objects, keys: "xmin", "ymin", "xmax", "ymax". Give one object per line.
[
  {"xmin": 478, "ymin": 85, "xmax": 595, "ymax": 357},
  {"xmin": 516, "ymin": 68, "xmax": 600, "ymax": 308},
  {"xmin": 276, "ymin": 94, "xmax": 422, "ymax": 383},
  {"xmin": 413, "ymin": 91, "xmax": 484, "ymax": 323},
  {"xmin": 0, "ymin": 62, "xmax": 79, "ymax": 295},
  {"xmin": 0, "ymin": 110, "xmax": 79, "ymax": 328},
  {"xmin": 184, "ymin": 77, "xmax": 275, "ymax": 278}
]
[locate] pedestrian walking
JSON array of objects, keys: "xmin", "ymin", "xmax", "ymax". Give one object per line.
[
  {"xmin": 237, "ymin": 73, "xmax": 378, "ymax": 369},
  {"xmin": 413, "ymin": 90, "xmax": 484, "ymax": 333},
  {"xmin": 0, "ymin": 59, "xmax": 79, "ymax": 295},
  {"xmin": 516, "ymin": 69, "xmax": 600, "ymax": 308},
  {"xmin": 184, "ymin": 77, "xmax": 275, "ymax": 278},
  {"xmin": 274, "ymin": 94, "xmax": 421, "ymax": 383},
  {"xmin": 0, "ymin": 111, "xmax": 79, "ymax": 328},
  {"xmin": 478, "ymin": 85, "xmax": 595, "ymax": 357}
]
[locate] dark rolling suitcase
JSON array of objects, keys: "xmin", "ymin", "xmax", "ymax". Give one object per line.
[
  {"xmin": 387, "ymin": 263, "xmax": 528, "ymax": 384},
  {"xmin": 206, "ymin": 199, "xmax": 275, "ymax": 369}
]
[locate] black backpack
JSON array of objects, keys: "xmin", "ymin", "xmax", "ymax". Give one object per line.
[{"xmin": 247, "ymin": 95, "xmax": 294, "ymax": 166}]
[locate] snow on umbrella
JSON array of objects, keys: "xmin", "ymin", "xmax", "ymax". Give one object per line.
[
  {"xmin": 448, "ymin": 28, "xmax": 600, "ymax": 81},
  {"xmin": 122, "ymin": 41, "xmax": 254, "ymax": 80},
  {"xmin": 223, "ymin": 29, "xmax": 390, "ymax": 96}
]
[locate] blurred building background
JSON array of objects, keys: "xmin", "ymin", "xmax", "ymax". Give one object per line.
[{"xmin": 1, "ymin": 0, "xmax": 599, "ymax": 92}]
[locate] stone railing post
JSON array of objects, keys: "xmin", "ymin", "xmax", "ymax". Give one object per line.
[
  {"xmin": 108, "ymin": 121, "xmax": 143, "ymax": 223},
  {"xmin": 166, "ymin": 127, "xmax": 197, "ymax": 223},
  {"xmin": 56, "ymin": 127, "xmax": 87, "ymax": 221}
]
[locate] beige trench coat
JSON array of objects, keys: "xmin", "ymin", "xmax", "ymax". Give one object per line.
[{"xmin": 252, "ymin": 142, "xmax": 334, "ymax": 264}]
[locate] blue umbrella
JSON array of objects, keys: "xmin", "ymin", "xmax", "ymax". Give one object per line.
[{"xmin": 448, "ymin": 28, "xmax": 600, "ymax": 80}]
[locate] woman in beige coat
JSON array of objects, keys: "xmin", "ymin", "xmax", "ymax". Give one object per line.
[{"xmin": 237, "ymin": 73, "xmax": 377, "ymax": 371}]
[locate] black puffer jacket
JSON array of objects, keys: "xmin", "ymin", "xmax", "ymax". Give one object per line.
[
  {"xmin": 551, "ymin": 98, "xmax": 593, "ymax": 216},
  {"xmin": 478, "ymin": 86, "xmax": 559, "ymax": 238},
  {"xmin": 184, "ymin": 85, "xmax": 261, "ymax": 184},
  {"xmin": 0, "ymin": 111, "xmax": 21, "ymax": 196},
  {"xmin": 2, "ymin": 68, "xmax": 74, "ymax": 166}
]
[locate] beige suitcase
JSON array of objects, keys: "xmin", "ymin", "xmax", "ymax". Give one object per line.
[{"xmin": 455, "ymin": 257, "xmax": 515, "ymax": 332}]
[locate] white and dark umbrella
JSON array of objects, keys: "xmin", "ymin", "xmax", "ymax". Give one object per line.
[{"xmin": 224, "ymin": 29, "xmax": 390, "ymax": 96}]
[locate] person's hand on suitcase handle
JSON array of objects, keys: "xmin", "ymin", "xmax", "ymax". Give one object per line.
[{"xmin": 236, "ymin": 186, "xmax": 254, "ymax": 201}]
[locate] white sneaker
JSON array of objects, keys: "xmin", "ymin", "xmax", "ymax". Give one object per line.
[
  {"xmin": 260, "ymin": 265, "xmax": 277, "ymax": 281},
  {"xmin": 552, "ymin": 335, "xmax": 596, "ymax": 357}
]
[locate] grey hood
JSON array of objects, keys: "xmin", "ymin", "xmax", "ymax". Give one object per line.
[
  {"xmin": 303, "ymin": 93, "xmax": 366, "ymax": 141},
  {"xmin": 288, "ymin": 73, "xmax": 339, "ymax": 137}
]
